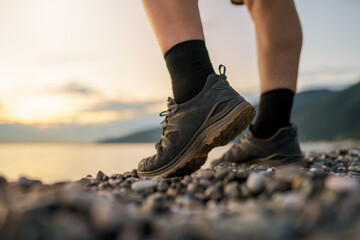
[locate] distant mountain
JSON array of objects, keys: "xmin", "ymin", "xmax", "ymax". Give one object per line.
[
  {"xmin": 293, "ymin": 81, "xmax": 360, "ymax": 140},
  {"xmin": 98, "ymin": 127, "xmax": 162, "ymax": 143},
  {"xmin": 98, "ymin": 82, "xmax": 360, "ymax": 143}
]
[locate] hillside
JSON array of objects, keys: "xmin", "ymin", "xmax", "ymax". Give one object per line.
[
  {"xmin": 98, "ymin": 127, "xmax": 161, "ymax": 143},
  {"xmin": 293, "ymin": 82, "xmax": 360, "ymax": 140}
]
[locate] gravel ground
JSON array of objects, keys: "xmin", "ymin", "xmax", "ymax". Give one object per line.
[{"xmin": 1, "ymin": 148, "xmax": 360, "ymax": 240}]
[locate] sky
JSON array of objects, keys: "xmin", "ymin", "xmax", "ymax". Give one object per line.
[{"xmin": 0, "ymin": 0, "xmax": 359, "ymax": 142}]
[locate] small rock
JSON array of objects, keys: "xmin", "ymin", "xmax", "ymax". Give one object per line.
[
  {"xmin": 214, "ymin": 168, "xmax": 232, "ymax": 181},
  {"xmin": 325, "ymin": 175, "xmax": 359, "ymax": 193},
  {"xmin": 143, "ymin": 192, "xmax": 168, "ymax": 213},
  {"xmin": 348, "ymin": 165, "xmax": 360, "ymax": 172},
  {"xmin": 350, "ymin": 149, "xmax": 360, "ymax": 157},
  {"xmin": 196, "ymin": 169, "xmax": 215, "ymax": 179},
  {"xmin": 186, "ymin": 183, "xmax": 197, "ymax": 193},
  {"xmin": 199, "ymin": 179, "xmax": 212, "ymax": 188},
  {"xmin": 152, "ymin": 176, "xmax": 164, "ymax": 182},
  {"xmin": 96, "ymin": 171, "xmax": 109, "ymax": 181},
  {"xmin": 246, "ymin": 173, "xmax": 265, "ymax": 194},
  {"xmin": 131, "ymin": 169, "xmax": 139, "ymax": 178},
  {"xmin": 224, "ymin": 182, "xmax": 240, "ymax": 198},
  {"xmin": 337, "ymin": 148, "xmax": 348, "ymax": 155},
  {"xmin": 157, "ymin": 181, "xmax": 169, "ymax": 192},
  {"xmin": 131, "ymin": 180, "xmax": 157, "ymax": 192},
  {"xmin": 272, "ymin": 192, "xmax": 304, "ymax": 210},
  {"xmin": 348, "ymin": 171, "xmax": 360, "ymax": 177},
  {"xmin": 204, "ymin": 185, "xmax": 221, "ymax": 200},
  {"xmin": 19, "ymin": 177, "xmax": 42, "ymax": 188},
  {"xmin": 0, "ymin": 175, "xmax": 7, "ymax": 185}
]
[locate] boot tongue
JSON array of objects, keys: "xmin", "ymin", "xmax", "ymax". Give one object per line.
[{"xmin": 167, "ymin": 97, "xmax": 176, "ymax": 108}]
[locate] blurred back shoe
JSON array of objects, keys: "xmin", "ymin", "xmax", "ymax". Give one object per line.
[{"xmin": 211, "ymin": 124, "xmax": 305, "ymax": 168}]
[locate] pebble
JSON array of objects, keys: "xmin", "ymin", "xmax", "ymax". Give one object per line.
[
  {"xmin": 325, "ymin": 175, "xmax": 359, "ymax": 193},
  {"xmin": 348, "ymin": 165, "xmax": 360, "ymax": 172},
  {"xmin": 157, "ymin": 181, "xmax": 169, "ymax": 192},
  {"xmin": 196, "ymin": 169, "xmax": 215, "ymax": 179},
  {"xmin": 0, "ymin": 175, "xmax": 7, "ymax": 185},
  {"xmin": 186, "ymin": 183, "xmax": 197, "ymax": 193},
  {"xmin": 224, "ymin": 182, "xmax": 240, "ymax": 198},
  {"xmin": 131, "ymin": 180, "xmax": 157, "ymax": 192},
  {"xmin": 96, "ymin": 171, "xmax": 109, "ymax": 181},
  {"xmin": 204, "ymin": 186, "xmax": 221, "ymax": 200},
  {"xmin": 246, "ymin": 173, "xmax": 265, "ymax": 194}
]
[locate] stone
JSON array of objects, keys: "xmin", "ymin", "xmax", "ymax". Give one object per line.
[
  {"xmin": 199, "ymin": 179, "xmax": 212, "ymax": 188},
  {"xmin": 157, "ymin": 181, "xmax": 169, "ymax": 192},
  {"xmin": 350, "ymin": 149, "xmax": 360, "ymax": 157},
  {"xmin": 348, "ymin": 171, "xmax": 360, "ymax": 177},
  {"xmin": 337, "ymin": 148, "xmax": 348, "ymax": 155},
  {"xmin": 246, "ymin": 173, "xmax": 265, "ymax": 194},
  {"xmin": 196, "ymin": 169, "xmax": 215, "ymax": 179},
  {"xmin": 0, "ymin": 175, "xmax": 7, "ymax": 185},
  {"xmin": 325, "ymin": 175, "xmax": 359, "ymax": 193},
  {"xmin": 131, "ymin": 169, "xmax": 139, "ymax": 178},
  {"xmin": 265, "ymin": 179, "xmax": 290, "ymax": 193},
  {"xmin": 348, "ymin": 165, "xmax": 360, "ymax": 172},
  {"xmin": 271, "ymin": 192, "xmax": 304, "ymax": 210},
  {"xmin": 224, "ymin": 182, "xmax": 240, "ymax": 198},
  {"xmin": 204, "ymin": 186, "xmax": 221, "ymax": 200},
  {"xmin": 142, "ymin": 192, "xmax": 168, "ymax": 213},
  {"xmin": 275, "ymin": 166, "xmax": 302, "ymax": 182},
  {"xmin": 152, "ymin": 176, "xmax": 164, "ymax": 182},
  {"xmin": 214, "ymin": 168, "xmax": 232, "ymax": 181},
  {"xmin": 96, "ymin": 171, "xmax": 109, "ymax": 181},
  {"xmin": 18, "ymin": 177, "xmax": 42, "ymax": 188},
  {"xmin": 186, "ymin": 183, "xmax": 197, "ymax": 193},
  {"xmin": 131, "ymin": 180, "xmax": 157, "ymax": 192}
]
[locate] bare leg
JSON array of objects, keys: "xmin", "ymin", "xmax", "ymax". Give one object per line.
[
  {"xmin": 244, "ymin": 0, "xmax": 303, "ymax": 93},
  {"xmin": 141, "ymin": 0, "xmax": 204, "ymax": 54}
]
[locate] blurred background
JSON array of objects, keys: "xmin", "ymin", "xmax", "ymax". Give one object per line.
[{"xmin": 0, "ymin": 0, "xmax": 359, "ymax": 182}]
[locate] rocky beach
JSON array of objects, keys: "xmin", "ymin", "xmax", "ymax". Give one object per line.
[{"xmin": 1, "ymin": 148, "xmax": 360, "ymax": 240}]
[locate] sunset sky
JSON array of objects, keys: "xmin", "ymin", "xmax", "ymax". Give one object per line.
[{"xmin": 0, "ymin": 0, "xmax": 359, "ymax": 142}]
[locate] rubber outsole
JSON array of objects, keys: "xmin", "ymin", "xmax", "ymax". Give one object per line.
[
  {"xmin": 244, "ymin": 154, "xmax": 306, "ymax": 168},
  {"xmin": 138, "ymin": 101, "xmax": 256, "ymax": 178}
]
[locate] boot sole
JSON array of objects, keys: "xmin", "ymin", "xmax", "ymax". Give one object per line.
[
  {"xmin": 245, "ymin": 154, "xmax": 306, "ymax": 168},
  {"xmin": 138, "ymin": 101, "xmax": 255, "ymax": 178}
]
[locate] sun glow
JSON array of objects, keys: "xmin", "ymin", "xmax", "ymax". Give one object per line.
[{"xmin": 0, "ymin": 95, "xmax": 136, "ymax": 128}]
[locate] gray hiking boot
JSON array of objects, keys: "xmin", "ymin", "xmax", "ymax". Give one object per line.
[
  {"xmin": 138, "ymin": 65, "xmax": 256, "ymax": 178},
  {"xmin": 211, "ymin": 124, "xmax": 305, "ymax": 168}
]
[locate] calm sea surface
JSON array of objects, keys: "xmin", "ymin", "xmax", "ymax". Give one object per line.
[{"xmin": 0, "ymin": 141, "xmax": 359, "ymax": 183}]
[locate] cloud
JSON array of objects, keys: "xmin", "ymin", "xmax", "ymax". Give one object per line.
[
  {"xmin": 298, "ymin": 65, "xmax": 360, "ymax": 90},
  {"xmin": 300, "ymin": 65, "xmax": 360, "ymax": 78},
  {"xmin": 90, "ymin": 99, "xmax": 164, "ymax": 113},
  {"xmin": 60, "ymin": 82, "xmax": 99, "ymax": 95},
  {"xmin": 1, "ymin": 109, "xmax": 137, "ymax": 128}
]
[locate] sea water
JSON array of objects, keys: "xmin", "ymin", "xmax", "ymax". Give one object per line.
[{"xmin": 0, "ymin": 141, "xmax": 359, "ymax": 183}]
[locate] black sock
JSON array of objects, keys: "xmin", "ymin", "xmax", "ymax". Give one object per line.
[
  {"xmin": 251, "ymin": 89, "xmax": 294, "ymax": 138},
  {"xmin": 164, "ymin": 40, "xmax": 215, "ymax": 104}
]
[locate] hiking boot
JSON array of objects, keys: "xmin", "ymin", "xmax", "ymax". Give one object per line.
[
  {"xmin": 211, "ymin": 124, "xmax": 305, "ymax": 168},
  {"xmin": 138, "ymin": 65, "xmax": 255, "ymax": 178}
]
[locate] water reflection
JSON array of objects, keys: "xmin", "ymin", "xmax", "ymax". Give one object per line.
[{"xmin": 0, "ymin": 141, "xmax": 359, "ymax": 183}]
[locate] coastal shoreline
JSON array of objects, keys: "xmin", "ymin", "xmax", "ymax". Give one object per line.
[{"xmin": 1, "ymin": 148, "xmax": 360, "ymax": 239}]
